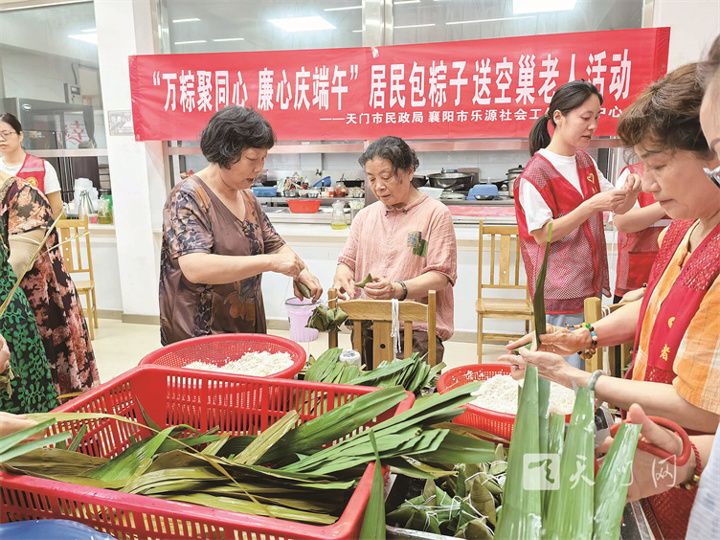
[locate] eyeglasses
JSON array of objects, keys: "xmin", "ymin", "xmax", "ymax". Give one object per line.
[
  {"xmin": 704, "ymin": 165, "xmax": 720, "ymax": 190},
  {"xmin": 0, "ymin": 131, "xmax": 18, "ymax": 139}
]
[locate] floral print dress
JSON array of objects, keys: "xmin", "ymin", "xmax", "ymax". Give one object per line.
[
  {"xmin": 159, "ymin": 176, "xmax": 285, "ymax": 345},
  {"xmin": 0, "ymin": 176, "xmax": 99, "ymax": 396},
  {"xmin": 0, "ymin": 226, "xmax": 58, "ymax": 413}
]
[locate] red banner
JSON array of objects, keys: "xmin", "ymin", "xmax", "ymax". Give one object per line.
[{"xmin": 129, "ymin": 27, "xmax": 669, "ymax": 142}]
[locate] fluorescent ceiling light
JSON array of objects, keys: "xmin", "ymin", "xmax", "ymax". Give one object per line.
[
  {"xmin": 395, "ymin": 23, "xmax": 436, "ymax": 29},
  {"xmin": 395, "ymin": 0, "xmax": 421, "ymax": 4},
  {"xmin": 81, "ymin": 28, "xmax": 95, "ymax": 33},
  {"xmin": 352, "ymin": 29, "xmax": 363, "ymax": 33},
  {"xmin": 323, "ymin": 5, "xmax": 361, "ymax": 11},
  {"xmin": 513, "ymin": 0, "xmax": 576, "ymax": 15},
  {"xmin": 68, "ymin": 32, "xmax": 97, "ymax": 45},
  {"xmin": 268, "ymin": 15, "xmax": 336, "ymax": 32},
  {"xmin": 172, "ymin": 18, "xmax": 201, "ymax": 23},
  {"xmin": 212, "ymin": 37, "xmax": 245, "ymax": 42},
  {"xmin": 447, "ymin": 15, "xmax": 535, "ymax": 25},
  {"xmin": 174, "ymin": 40, "xmax": 207, "ymax": 45}
]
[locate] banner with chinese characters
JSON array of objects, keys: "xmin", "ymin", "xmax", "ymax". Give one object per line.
[{"xmin": 129, "ymin": 27, "xmax": 669, "ymax": 142}]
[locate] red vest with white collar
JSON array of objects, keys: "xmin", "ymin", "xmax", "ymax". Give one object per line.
[
  {"xmin": 514, "ymin": 149, "xmax": 610, "ymax": 314},
  {"xmin": 12, "ymin": 154, "xmax": 46, "ymax": 193}
]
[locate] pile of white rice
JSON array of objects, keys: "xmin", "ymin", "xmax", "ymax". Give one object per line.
[
  {"xmin": 184, "ymin": 350, "xmax": 293, "ymax": 377},
  {"xmin": 470, "ymin": 374, "xmax": 576, "ymax": 415}
]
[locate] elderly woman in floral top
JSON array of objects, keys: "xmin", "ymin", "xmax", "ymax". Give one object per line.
[
  {"xmin": 0, "ymin": 171, "xmax": 98, "ymax": 397},
  {"xmin": 160, "ymin": 106, "xmax": 322, "ymax": 345}
]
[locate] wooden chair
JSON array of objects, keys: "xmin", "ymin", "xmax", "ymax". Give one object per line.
[
  {"xmin": 55, "ymin": 215, "xmax": 98, "ymax": 340},
  {"xmin": 327, "ymin": 288, "xmax": 437, "ymax": 368},
  {"xmin": 583, "ymin": 297, "xmax": 634, "ymax": 376},
  {"xmin": 475, "ymin": 221, "xmax": 533, "ymax": 361}
]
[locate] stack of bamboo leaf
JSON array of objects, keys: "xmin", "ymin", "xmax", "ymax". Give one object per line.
[
  {"xmin": 305, "ymin": 347, "xmax": 443, "ymax": 394},
  {"xmin": 1, "ymin": 384, "xmax": 496, "ymax": 529}
]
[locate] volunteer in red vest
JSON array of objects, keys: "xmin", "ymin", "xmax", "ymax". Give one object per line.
[
  {"xmin": 0, "ymin": 112, "xmax": 63, "ymax": 219},
  {"xmin": 514, "ymin": 79, "xmax": 640, "ymax": 369},
  {"xmin": 613, "ymin": 161, "xmax": 671, "ymax": 302}
]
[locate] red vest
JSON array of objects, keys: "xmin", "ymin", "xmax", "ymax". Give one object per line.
[
  {"xmin": 626, "ymin": 218, "xmax": 720, "ymax": 540},
  {"xmin": 12, "ymin": 154, "xmax": 46, "ymax": 193},
  {"xmin": 514, "ymin": 150, "xmax": 610, "ymax": 314},
  {"xmin": 614, "ymin": 163, "xmax": 668, "ymax": 297}
]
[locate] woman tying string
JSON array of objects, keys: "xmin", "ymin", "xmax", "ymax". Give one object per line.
[
  {"xmin": 502, "ymin": 62, "xmax": 720, "ymax": 539},
  {"xmin": 514, "ymin": 80, "xmax": 640, "ymax": 370},
  {"xmin": 332, "ymin": 136, "xmax": 457, "ymax": 364}
]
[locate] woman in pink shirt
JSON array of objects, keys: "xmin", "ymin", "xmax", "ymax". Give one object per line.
[{"xmin": 333, "ymin": 136, "xmax": 457, "ymax": 362}]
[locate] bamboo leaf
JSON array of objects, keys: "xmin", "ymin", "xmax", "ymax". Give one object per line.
[
  {"xmin": 359, "ymin": 430, "xmax": 386, "ymax": 540},
  {"xmin": 0, "ymin": 417, "xmax": 58, "ymax": 456},
  {"xmin": 593, "ymin": 422, "xmax": 641, "ymax": 540},
  {"xmin": 494, "ymin": 366, "xmax": 542, "ymax": 540},
  {"xmin": 0, "ymin": 431, "xmax": 72, "ymax": 463},
  {"xmin": 544, "ymin": 386, "xmax": 595, "ymax": 540},
  {"xmin": 234, "ymin": 410, "xmax": 300, "ymax": 465}
]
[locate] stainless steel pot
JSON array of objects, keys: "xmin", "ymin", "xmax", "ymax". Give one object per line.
[
  {"xmin": 506, "ymin": 165, "xmax": 524, "ymax": 198},
  {"xmin": 428, "ymin": 171, "xmax": 473, "ymax": 190}
]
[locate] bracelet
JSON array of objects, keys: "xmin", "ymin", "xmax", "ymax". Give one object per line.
[
  {"xmin": 395, "ymin": 281, "xmax": 408, "ymax": 301},
  {"xmin": 570, "ymin": 323, "xmax": 599, "ymax": 360},
  {"xmin": 587, "ymin": 369, "xmax": 603, "ymax": 392},
  {"xmin": 678, "ymin": 442, "xmax": 703, "ymax": 490}
]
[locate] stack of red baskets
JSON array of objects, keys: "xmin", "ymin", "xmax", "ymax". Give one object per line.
[{"xmin": 0, "ymin": 365, "xmax": 415, "ymax": 540}]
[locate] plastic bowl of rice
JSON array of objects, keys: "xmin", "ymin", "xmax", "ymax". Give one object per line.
[
  {"xmin": 437, "ymin": 364, "xmax": 574, "ymax": 441},
  {"xmin": 138, "ymin": 333, "xmax": 306, "ymax": 379}
]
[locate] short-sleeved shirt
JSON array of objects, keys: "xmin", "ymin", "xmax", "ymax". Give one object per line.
[
  {"xmin": 159, "ymin": 175, "xmax": 285, "ymax": 345},
  {"xmin": 0, "ymin": 157, "xmax": 61, "ymax": 195},
  {"xmin": 337, "ymin": 193, "xmax": 457, "ymax": 341}
]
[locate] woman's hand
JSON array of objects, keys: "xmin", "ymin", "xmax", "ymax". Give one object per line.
[
  {"xmin": 0, "ymin": 411, "xmax": 40, "ymax": 439},
  {"xmin": 294, "ymin": 269, "xmax": 323, "ymax": 302},
  {"xmin": 621, "ymin": 173, "xmax": 644, "ymax": 194},
  {"xmin": 498, "ymin": 346, "xmax": 585, "ymax": 387},
  {"xmin": 586, "ymin": 190, "xmax": 632, "ymax": 213},
  {"xmin": 596, "ymin": 404, "xmax": 689, "ymax": 502},
  {"xmin": 0, "ymin": 334, "xmax": 9, "ymax": 373},
  {"xmin": 271, "ymin": 250, "xmax": 304, "ymax": 278},
  {"xmin": 620, "ymin": 287, "xmax": 646, "ymax": 304},
  {"xmin": 332, "ymin": 264, "xmax": 357, "ymax": 300},
  {"xmin": 364, "ymin": 275, "xmax": 401, "ymax": 300},
  {"xmin": 505, "ymin": 324, "xmax": 590, "ymax": 357}
]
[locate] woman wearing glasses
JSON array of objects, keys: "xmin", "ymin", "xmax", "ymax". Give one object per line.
[
  {"xmin": 0, "ymin": 113, "xmax": 63, "ymax": 219},
  {"xmin": 502, "ymin": 62, "xmax": 720, "ymax": 538}
]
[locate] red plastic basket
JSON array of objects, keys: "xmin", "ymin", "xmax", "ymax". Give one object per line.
[
  {"xmin": 138, "ymin": 333, "xmax": 306, "ymax": 379},
  {"xmin": 287, "ymin": 199, "xmax": 321, "ymax": 213},
  {"xmin": 0, "ymin": 365, "xmax": 414, "ymax": 540},
  {"xmin": 437, "ymin": 364, "xmax": 571, "ymax": 441},
  {"xmin": 437, "ymin": 364, "xmax": 517, "ymax": 440}
]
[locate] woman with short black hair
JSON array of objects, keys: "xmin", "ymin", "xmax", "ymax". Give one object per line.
[{"xmin": 159, "ymin": 106, "xmax": 321, "ymax": 345}]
